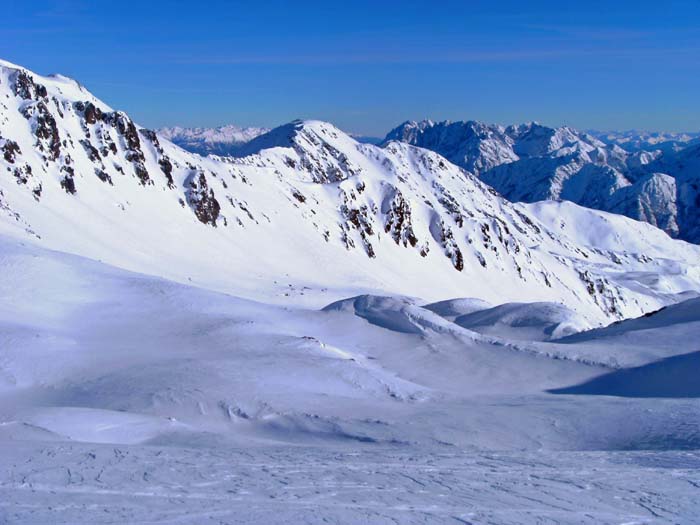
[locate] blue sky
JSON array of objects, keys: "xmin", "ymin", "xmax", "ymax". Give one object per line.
[{"xmin": 2, "ymin": 0, "xmax": 699, "ymax": 136}]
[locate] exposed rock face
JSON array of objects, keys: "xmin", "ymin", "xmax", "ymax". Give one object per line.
[
  {"xmin": 339, "ymin": 189, "xmax": 376, "ymax": 257},
  {"xmin": 80, "ymin": 139, "xmax": 101, "ymax": 163},
  {"xmin": 81, "ymin": 102, "xmax": 102, "ymax": 125},
  {"xmin": 432, "ymin": 219, "xmax": 464, "ymax": 271},
  {"xmin": 105, "ymin": 112, "xmax": 151, "ymax": 185},
  {"xmin": 60, "ymin": 174, "xmax": 76, "ymax": 194},
  {"xmin": 21, "ymin": 102, "xmax": 61, "ymax": 161},
  {"xmin": 158, "ymin": 156, "xmax": 174, "ymax": 187},
  {"xmin": 2, "ymin": 139, "xmax": 20, "ymax": 163},
  {"xmin": 383, "ymin": 189, "xmax": 418, "ymax": 248},
  {"xmin": 186, "ymin": 171, "xmax": 220, "ymax": 226},
  {"xmin": 12, "ymin": 70, "xmax": 48, "ymax": 101}
]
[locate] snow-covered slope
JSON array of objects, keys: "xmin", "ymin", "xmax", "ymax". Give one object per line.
[
  {"xmin": 556, "ymin": 296, "xmax": 700, "ymax": 360},
  {"xmin": 2, "ymin": 234, "xmax": 698, "ymax": 448},
  {"xmin": 157, "ymin": 124, "xmax": 269, "ymax": 156},
  {"xmin": 647, "ymin": 142, "xmax": 700, "ymax": 243},
  {"xmin": 454, "ymin": 301, "xmax": 587, "ymax": 341},
  {"xmin": 385, "ymin": 120, "xmax": 700, "ymax": 242},
  {"xmin": 1, "ymin": 234, "xmax": 699, "ymax": 523},
  {"xmin": 1, "ymin": 59, "xmax": 699, "ymax": 325}
]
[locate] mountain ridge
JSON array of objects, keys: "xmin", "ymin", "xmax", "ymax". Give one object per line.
[
  {"xmin": 384, "ymin": 119, "xmax": 700, "ymax": 243},
  {"xmin": 1, "ymin": 59, "xmax": 699, "ymax": 324}
]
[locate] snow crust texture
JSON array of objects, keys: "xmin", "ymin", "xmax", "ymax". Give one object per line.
[{"xmin": 1, "ymin": 237, "xmax": 699, "ymax": 524}]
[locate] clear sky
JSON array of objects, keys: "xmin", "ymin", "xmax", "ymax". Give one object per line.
[{"xmin": 2, "ymin": 0, "xmax": 699, "ymax": 136}]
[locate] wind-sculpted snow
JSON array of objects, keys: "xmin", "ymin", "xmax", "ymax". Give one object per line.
[
  {"xmin": 454, "ymin": 301, "xmax": 587, "ymax": 341},
  {"xmin": 422, "ymin": 297, "xmax": 493, "ymax": 320},
  {"xmin": 1, "ymin": 237, "xmax": 700, "ymax": 522},
  {"xmin": 387, "ymin": 119, "xmax": 700, "ymax": 242},
  {"xmin": 323, "ymin": 295, "xmax": 463, "ymax": 334},
  {"xmin": 560, "ymin": 297, "xmax": 700, "ymax": 342},
  {"xmin": 3, "ymin": 60, "xmax": 699, "ymax": 323}
]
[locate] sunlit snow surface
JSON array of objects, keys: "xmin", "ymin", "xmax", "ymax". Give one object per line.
[
  {"xmin": 1, "ymin": 237, "xmax": 699, "ymax": 524},
  {"xmin": 2, "ymin": 444, "xmax": 699, "ymax": 524}
]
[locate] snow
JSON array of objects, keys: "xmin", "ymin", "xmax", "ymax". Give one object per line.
[
  {"xmin": 591, "ymin": 128, "xmax": 700, "ymax": 153},
  {"xmin": 2, "ymin": 443, "xmax": 700, "ymax": 524},
  {"xmin": 3, "ymin": 61, "xmax": 699, "ymax": 324},
  {"xmin": 550, "ymin": 350, "xmax": 700, "ymax": 398},
  {"xmin": 158, "ymin": 124, "xmax": 269, "ymax": 156},
  {"xmin": 423, "ymin": 297, "xmax": 493, "ymax": 320},
  {"xmin": 454, "ymin": 301, "xmax": 588, "ymax": 341},
  {"xmin": 387, "ymin": 119, "xmax": 700, "ymax": 242},
  {"xmin": 1, "ymin": 59, "xmax": 700, "ymax": 524},
  {"xmin": 0, "ymin": 237, "xmax": 699, "ymax": 522}
]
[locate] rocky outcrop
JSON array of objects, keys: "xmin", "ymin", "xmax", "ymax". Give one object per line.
[
  {"xmin": 12, "ymin": 70, "xmax": 48, "ymax": 101},
  {"xmin": 105, "ymin": 112, "xmax": 151, "ymax": 185},
  {"xmin": 339, "ymin": 189, "xmax": 376, "ymax": 258},
  {"xmin": 1, "ymin": 139, "xmax": 20, "ymax": 163},
  {"xmin": 383, "ymin": 189, "xmax": 418, "ymax": 248},
  {"xmin": 186, "ymin": 171, "xmax": 220, "ymax": 226},
  {"xmin": 21, "ymin": 102, "xmax": 61, "ymax": 161}
]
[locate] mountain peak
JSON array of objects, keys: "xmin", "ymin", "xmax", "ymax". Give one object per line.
[
  {"xmin": 383, "ymin": 118, "xmax": 699, "ymax": 242},
  {"xmin": 0, "ymin": 58, "xmax": 698, "ymax": 324},
  {"xmin": 232, "ymin": 119, "xmax": 357, "ymax": 157}
]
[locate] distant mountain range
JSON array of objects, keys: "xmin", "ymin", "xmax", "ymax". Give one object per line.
[
  {"xmin": 157, "ymin": 125, "xmax": 270, "ymax": 156},
  {"xmin": 383, "ymin": 120, "xmax": 700, "ymax": 243},
  {"xmin": 590, "ymin": 129, "xmax": 700, "ymax": 153},
  {"xmin": 158, "ymin": 125, "xmax": 382, "ymax": 156}
]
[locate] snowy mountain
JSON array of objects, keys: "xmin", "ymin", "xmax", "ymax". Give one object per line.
[
  {"xmin": 2, "ymin": 58, "xmax": 700, "ymax": 523},
  {"xmin": 157, "ymin": 124, "xmax": 269, "ymax": 156},
  {"xmin": 646, "ymin": 141, "xmax": 700, "ymax": 243},
  {"xmin": 590, "ymin": 129, "xmax": 700, "ymax": 153},
  {"xmin": 158, "ymin": 125, "xmax": 382, "ymax": 157},
  {"xmin": 385, "ymin": 120, "xmax": 700, "ymax": 243},
  {"xmin": 1, "ymin": 59, "xmax": 699, "ymax": 325}
]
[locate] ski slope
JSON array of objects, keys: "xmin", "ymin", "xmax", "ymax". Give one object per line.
[{"xmin": 0, "ymin": 236, "xmax": 699, "ymax": 523}]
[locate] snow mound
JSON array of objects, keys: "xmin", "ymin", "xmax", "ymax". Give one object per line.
[
  {"xmin": 455, "ymin": 301, "xmax": 589, "ymax": 341},
  {"xmin": 21, "ymin": 407, "xmax": 188, "ymax": 444},
  {"xmin": 423, "ymin": 297, "xmax": 493, "ymax": 320},
  {"xmin": 322, "ymin": 295, "xmax": 457, "ymax": 334}
]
